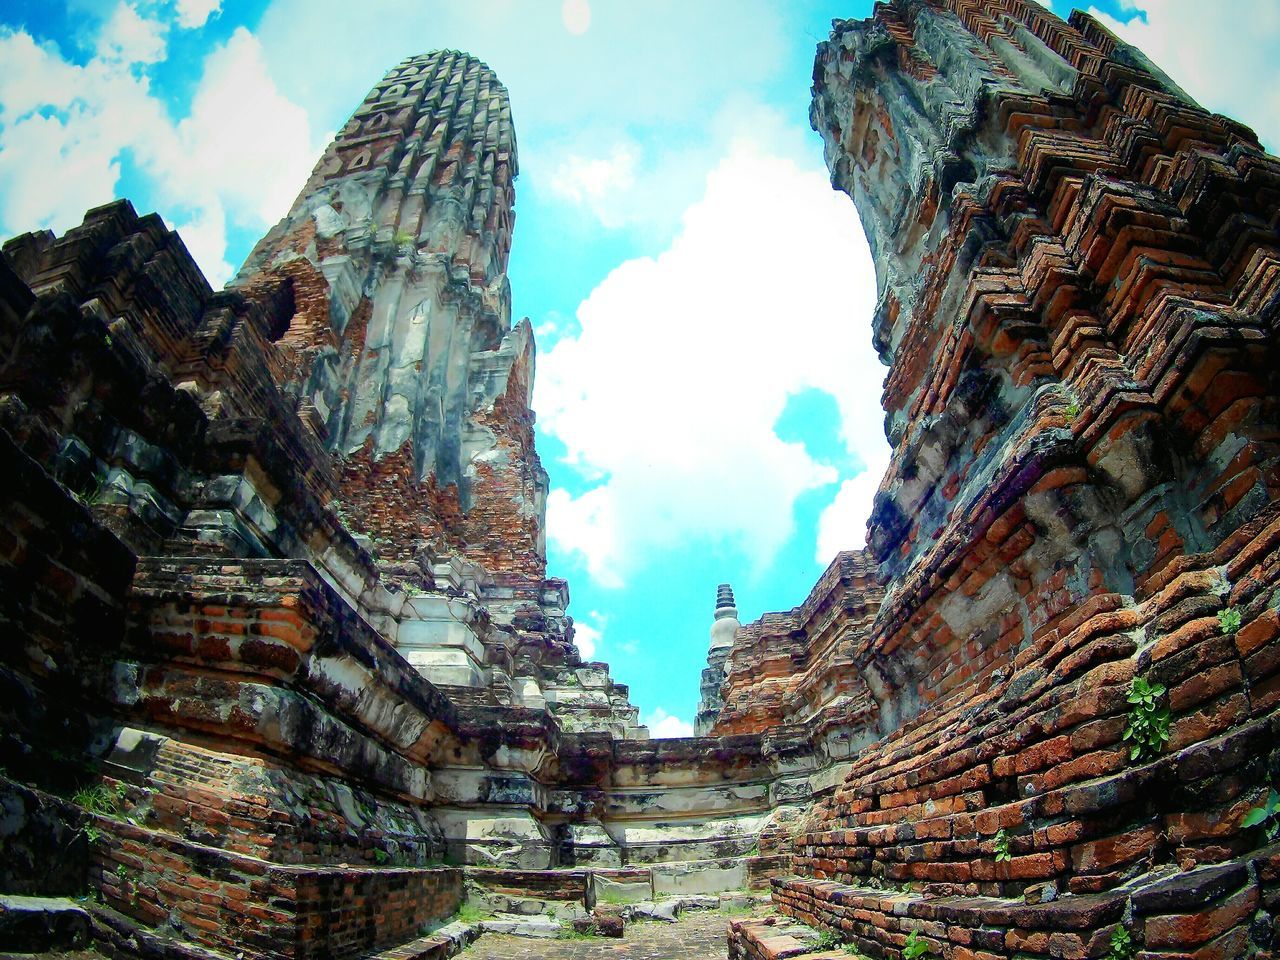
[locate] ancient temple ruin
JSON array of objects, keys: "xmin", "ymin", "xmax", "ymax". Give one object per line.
[{"xmin": 2, "ymin": 2, "xmax": 1279, "ymax": 958}]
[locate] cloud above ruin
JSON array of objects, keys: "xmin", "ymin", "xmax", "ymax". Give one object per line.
[
  {"xmin": 1085, "ymin": 0, "xmax": 1280, "ymax": 153},
  {"xmin": 537, "ymin": 137, "xmax": 884, "ymax": 588},
  {"xmin": 0, "ymin": 9, "xmax": 323, "ymax": 287}
]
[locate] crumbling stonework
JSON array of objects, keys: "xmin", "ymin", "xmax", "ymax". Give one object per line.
[
  {"xmin": 0, "ymin": 188, "xmax": 769, "ymax": 958},
  {"xmin": 0, "ymin": 53, "xmax": 778, "ymax": 958},
  {"xmin": 706, "ymin": 554, "xmax": 883, "ymax": 750},
  {"xmin": 751, "ymin": 1, "xmax": 1280, "ymax": 957},
  {"xmin": 236, "ymin": 51, "xmax": 535, "ymax": 569}
]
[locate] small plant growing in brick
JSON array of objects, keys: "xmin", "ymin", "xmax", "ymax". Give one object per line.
[
  {"xmin": 1242, "ymin": 787, "xmax": 1280, "ymax": 841},
  {"xmin": 73, "ymin": 781, "xmax": 127, "ymax": 817},
  {"xmin": 1217, "ymin": 606, "xmax": 1242, "ymax": 635},
  {"xmin": 902, "ymin": 930, "xmax": 932, "ymax": 959},
  {"xmin": 814, "ymin": 930, "xmax": 843, "ymax": 951},
  {"xmin": 993, "ymin": 828, "xmax": 1012, "ymax": 863},
  {"xmin": 1105, "ymin": 926, "xmax": 1136, "ymax": 960},
  {"xmin": 1122, "ymin": 675, "xmax": 1170, "ymax": 762},
  {"xmin": 372, "ymin": 849, "xmax": 389, "ymax": 865},
  {"xmin": 1063, "ymin": 398, "xmax": 1082, "ymax": 423}
]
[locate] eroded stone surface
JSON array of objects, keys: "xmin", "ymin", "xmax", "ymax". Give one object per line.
[{"xmin": 749, "ymin": 1, "xmax": 1280, "ymax": 957}]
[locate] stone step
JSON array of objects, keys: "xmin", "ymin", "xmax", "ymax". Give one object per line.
[
  {"xmin": 87, "ymin": 902, "xmax": 235, "ymax": 960},
  {"xmin": 463, "ymin": 854, "xmax": 779, "ymax": 915},
  {"xmin": 0, "ymin": 895, "xmax": 91, "ymax": 953},
  {"xmin": 770, "ymin": 861, "xmax": 1275, "ymax": 960},
  {"xmin": 478, "ymin": 914, "xmax": 563, "ymax": 938},
  {"xmin": 727, "ymin": 916, "xmax": 847, "ymax": 960},
  {"xmin": 368, "ymin": 920, "xmax": 481, "ymax": 959}
]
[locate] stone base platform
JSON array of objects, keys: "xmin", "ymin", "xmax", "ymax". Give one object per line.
[
  {"xmin": 463, "ymin": 857, "xmax": 784, "ymax": 916},
  {"xmin": 0, "ymin": 896, "xmax": 92, "ymax": 953},
  {"xmin": 88, "ymin": 815, "xmax": 462, "ymax": 959}
]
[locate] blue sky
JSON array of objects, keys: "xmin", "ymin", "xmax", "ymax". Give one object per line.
[{"xmin": 2, "ymin": 0, "xmax": 1277, "ymax": 736}]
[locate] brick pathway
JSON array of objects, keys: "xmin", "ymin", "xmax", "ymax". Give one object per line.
[{"xmin": 458, "ymin": 911, "xmax": 746, "ymax": 960}]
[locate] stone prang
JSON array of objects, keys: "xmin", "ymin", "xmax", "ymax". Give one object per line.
[{"xmin": 237, "ymin": 52, "xmax": 538, "ymax": 575}]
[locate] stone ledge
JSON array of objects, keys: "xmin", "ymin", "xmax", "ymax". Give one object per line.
[
  {"xmin": 371, "ymin": 920, "xmax": 481, "ymax": 959},
  {"xmin": 727, "ymin": 916, "xmax": 846, "ymax": 960},
  {"xmin": 773, "ymin": 857, "xmax": 1275, "ymax": 959},
  {"xmin": 0, "ymin": 895, "xmax": 91, "ymax": 953}
]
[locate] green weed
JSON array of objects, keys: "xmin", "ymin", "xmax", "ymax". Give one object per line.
[
  {"xmin": 1218, "ymin": 607, "xmax": 1242, "ymax": 635},
  {"xmin": 1242, "ymin": 787, "xmax": 1280, "ymax": 841},
  {"xmin": 902, "ymin": 930, "xmax": 932, "ymax": 959},
  {"xmin": 1105, "ymin": 926, "xmax": 1135, "ymax": 960},
  {"xmin": 993, "ymin": 828, "xmax": 1012, "ymax": 863},
  {"xmin": 1122, "ymin": 675, "xmax": 1170, "ymax": 762}
]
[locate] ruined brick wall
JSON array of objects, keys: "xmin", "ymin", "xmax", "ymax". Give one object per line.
[
  {"xmin": 711, "ymin": 552, "xmax": 883, "ymax": 746},
  {"xmin": 764, "ymin": 1, "xmax": 1280, "ymax": 956},
  {"xmin": 92, "ymin": 817, "xmax": 461, "ymax": 959}
]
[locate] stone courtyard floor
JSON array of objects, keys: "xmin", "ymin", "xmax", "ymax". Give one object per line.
[{"xmin": 457, "ymin": 910, "xmax": 746, "ymax": 960}]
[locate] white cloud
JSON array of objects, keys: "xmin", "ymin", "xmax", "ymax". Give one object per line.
[
  {"xmin": 547, "ymin": 142, "xmax": 639, "ymax": 227},
  {"xmin": 166, "ymin": 28, "xmax": 322, "ymax": 229},
  {"xmin": 0, "ymin": 27, "xmax": 171, "ymax": 236},
  {"xmin": 560, "ymin": 0, "xmax": 590, "ymax": 37},
  {"xmin": 1088, "ymin": 0, "xmax": 1280, "ymax": 152},
  {"xmin": 547, "ymin": 487, "xmax": 621, "ymax": 588},
  {"xmin": 537, "ymin": 129, "xmax": 886, "ymax": 587},
  {"xmin": 175, "ymin": 0, "xmax": 221, "ymax": 29},
  {"xmin": 815, "ymin": 450, "xmax": 889, "ymax": 564},
  {"xmin": 534, "ymin": 99, "xmax": 810, "ymax": 236},
  {"xmin": 96, "ymin": 3, "xmax": 168, "ymax": 65},
  {"xmin": 571, "ymin": 611, "xmax": 606, "ymax": 660},
  {"xmin": 0, "ymin": 22, "xmax": 321, "ymax": 289},
  {"xmin": 643, "ymin": 707, "xmax": 693, "ymax": 739},
  {"xmin": 0, "ymin": 31, "xmax": 81, "ymax": 119},
  {"xmin": 172, "ymin": 202, "xmax": 232, "ymax": 288}
]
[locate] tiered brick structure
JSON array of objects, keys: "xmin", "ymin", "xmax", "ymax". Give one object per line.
[
  {"xmin": 707, "ymin": 553, "xmax": 883, "ymax": 749},
  {"xmin": 0, "ymin": 53, "xmax": 784, "ymax": 958},
  {"xmin": 755, "ymin": 1, "xmax": 1280, "ymax": 957}
]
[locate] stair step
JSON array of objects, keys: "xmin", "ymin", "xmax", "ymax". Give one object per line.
[
  {"xmin": 369, "ymin": 920, "xmax": 481, "ymax": 959},
  {"xmin": 0, "ymin": 895, "xmax": 91, "ymax": 953}
]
